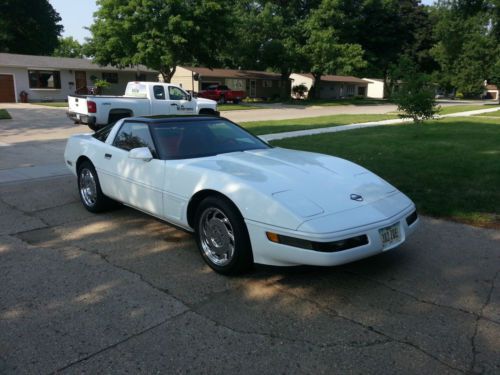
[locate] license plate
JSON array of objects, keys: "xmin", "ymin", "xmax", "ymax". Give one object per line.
[{"xmin": 379, "ymin": 223, "xmax": 401, "ymax": 250}]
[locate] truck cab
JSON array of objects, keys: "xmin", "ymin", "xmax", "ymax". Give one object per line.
[{"xmin": 68, "ymin": 82, "xmax": 219, "ymax": 130}]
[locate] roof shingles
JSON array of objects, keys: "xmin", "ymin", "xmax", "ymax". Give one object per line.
[{"xmin": 0, "ymin": 53, "xmax": 154, "ymax": 73}]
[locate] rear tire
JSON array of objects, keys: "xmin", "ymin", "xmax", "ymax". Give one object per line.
[
  {"xmin": 77, "ymin": 161, "xmax": 114, "ymax": 213},
  {"xmin": 194, "ymin": 196, "xmax": 253, "ymax": 275}
]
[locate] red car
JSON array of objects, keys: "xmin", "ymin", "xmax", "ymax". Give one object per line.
[{"xmin": 198, "ymin": 85, "xmax": 246, "ymax": 104}]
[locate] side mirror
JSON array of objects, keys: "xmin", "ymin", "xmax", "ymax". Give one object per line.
[
  {"xmin": 187, "ymin": 94, "xmax": 192, "ymax": 101},
  {"xmin": 129, "ymin": 147, "xmax": 153, "ymax": 161}
]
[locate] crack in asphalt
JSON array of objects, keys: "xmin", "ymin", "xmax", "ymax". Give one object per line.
[
  {"xmin": 50, "ymin": 309, "xmax": 191, "ymax": 375},
  {"xmin": 8, "ymin": 206, "xmax": 499, "ymax": 374},
  {"xmin": 272, "ymin": 284, "xmax": 467, "ymax": 374},
  {"xmin": 15, "ymin": 234, "xmax": 395, "ymax": 372},
  {"xmin": 468, "ymin": 270, "xmax": 500, "ymax": 375},
  {"xmin": 344, "ymin": 270, "xmax": 500, "ymax": 327},
  {"xmin": 55, "ymin": 243, "xmax": 393, "ymax": 363},
  {"xmin": 0, "ymin": 195, "xmax": 51, "ymax": 230}
]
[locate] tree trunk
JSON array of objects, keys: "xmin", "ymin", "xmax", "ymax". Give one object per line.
[
  {"xmin": 310, "ymin": 73, "xmax": 322, "ymax": 100},
  {"xmin": 160, "ymin": 66, "xmax": 176, "ymax": 83},
  {"xmin": 280, "ymin": 70, "xmax": 291, "ymax": 101}
]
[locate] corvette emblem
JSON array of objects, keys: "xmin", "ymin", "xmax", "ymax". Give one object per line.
[{"xmin": 350, "ymin": 194, "xmax": 363, "ymax": 202}]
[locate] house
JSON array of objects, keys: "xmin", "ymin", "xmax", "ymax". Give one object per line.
[
  {"xmin": 484, "ymin": 84, "xmax": 499, "ymax": 100},
  {"xmin": 290, "ymin": 73, "xmax": 368, "ymax": 99},
  {"xmin": 362, "ymin": 78, "xmax": 385, "ymax": 99},
  {"xmin": 170, "ymin": 66, "xmax": 288, "ymax": 99},
  {"xmin": 0, "ymin": 53, "xmax": 158, "ymax": 103}
]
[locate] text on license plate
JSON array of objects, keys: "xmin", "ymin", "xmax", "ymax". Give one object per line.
[{"xmin": 379, "ymin": 223, "xmax": 401, "ymax": 249}]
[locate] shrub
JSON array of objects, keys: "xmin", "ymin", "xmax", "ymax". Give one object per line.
[
  {"xmin": 292, "ymin": 84, "xmax": 308, "ymax": 99},
  {"xmin": 390, "ymin": 56, "xmax": 438, "ymax": 123}
]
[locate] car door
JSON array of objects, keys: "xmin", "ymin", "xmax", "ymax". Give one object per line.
[
  {"xmin": 168, "ymin": 86, "xmax": 196, "ymax": 115},
  {"xmin": 150, "ymin": 85, "xmax": 171, "ymax": 116},
  {"xmin": 101, "ymin": 121, "xmax": 165, "ymax": 216}
]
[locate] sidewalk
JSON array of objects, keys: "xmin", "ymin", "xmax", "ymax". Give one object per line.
[{"xmin": 261, "ymin": 106, "xmax": 500, "ymax": 141}]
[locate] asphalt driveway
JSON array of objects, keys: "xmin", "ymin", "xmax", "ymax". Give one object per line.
[
  {"xmin": 0, "ymin": 103, "xmax": 499, "ymax": 374},
  {"xmin": 0, "ymin": 175, "xmax": 499, "ymax": 374}
]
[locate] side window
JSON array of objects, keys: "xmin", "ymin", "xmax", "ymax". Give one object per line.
[
  {"xmin": 113, "ymin": 122, "xmax": 157, "ymax": 156},
  {"xmin": 153, "ymin": 85, "xmax": 165, "ymax": 100},
  {"xmin": 92, "ymin": 123, "xmax": 114, "ymax": 142},
  {"xmin": 168, "ymin": 86, "xmax": 187, "ymax": 100}
]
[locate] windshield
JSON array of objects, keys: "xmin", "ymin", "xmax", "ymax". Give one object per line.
[{"xmin": 149, "ymin": 118, "xmax": 270, "ymax": 160}]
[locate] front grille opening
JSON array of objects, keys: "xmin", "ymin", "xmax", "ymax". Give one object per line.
[
  {"xmin": 272, "ymin": 233, "xmax": 369, "ymax": 253},
  {"xmin": 406, "ymin": 211, "xmax": 418, "ymax": 226}
]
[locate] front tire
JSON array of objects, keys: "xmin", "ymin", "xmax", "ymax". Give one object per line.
[
  {"xmin": 77, "ymin": 161, "xmax": 113, "ymax": 213},
  {"xmin": 194, "ymin": 196, "xmax": 253, "ymax": 275}
]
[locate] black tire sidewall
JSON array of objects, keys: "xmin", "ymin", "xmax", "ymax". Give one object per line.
[{"xmin": 194, "ymin": 196, "xmax": 253, "ymax": 275}]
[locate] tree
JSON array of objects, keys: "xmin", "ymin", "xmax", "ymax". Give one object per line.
[
  {"xmin": 390, "ymin": 56, "xmax": 438, "ymax": 122},
  {"xmin": 87, "ymin": 0, "xmax": 234, "ymax": 82},
  {"xmin": 0, "ymin": 0, "xmax": 63, "ymax": 55},
  {"xmin": 225, "ymin": 1, "xmax": 319, "ymax": 99},
  {"xmin": 431, "ymin": 0, "xmax": 498, "ymax": 97},
  {"xmin": 53, "ymin": 37, "xmax": 84, "ymax": 58},
  {"xmin": 302, "ymin": 0, "xmax": 366, "ymax": 98}
]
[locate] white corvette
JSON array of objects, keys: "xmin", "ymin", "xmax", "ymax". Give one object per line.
[{"xmin": 64, "ymin": 115, "xmax": 418, "ymax": 274}]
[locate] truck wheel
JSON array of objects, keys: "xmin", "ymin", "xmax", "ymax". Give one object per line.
[{"xmin": 233, "ymin": 99, "xmax": 240, "ymax": 104}]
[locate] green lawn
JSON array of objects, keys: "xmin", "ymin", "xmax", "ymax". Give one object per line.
[
  {"xmin": 35, "ymin": 102, "xmax": 68, "ymax": 108},
  {"xmin": 0, "ymin": 109, "xmax": 11, "ymax": 119},
  {"xmin": 241, "ymin": 114, "xmax": 398, "ymax": 135},
  {"xmin": 437, "ymin": 104, "xmax": 500, "ymax": 115},
  {"xmin": 218, "ymin": 104, "xmax": 261, "ymax": 111},
  {"xmin": 271, "ymin": 116, "xmax": 500, "ymax": 228}
]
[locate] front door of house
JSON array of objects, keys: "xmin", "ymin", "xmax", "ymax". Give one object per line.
[
  {"xmin": 75, "ymin": 71, "xmax": 87, "ymax": 94},
  {"xmin": 250, "ymin": 80, "xmax": 256, "ymax": 97}
]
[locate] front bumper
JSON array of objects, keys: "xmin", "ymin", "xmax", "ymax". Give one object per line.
[
  {"xmin": 67, "ymin": 111, "xmax": 96, "ymax": 126},
  {"xmin": 245, "ymin": 205, "xmax": 418, "ymax": 267}
]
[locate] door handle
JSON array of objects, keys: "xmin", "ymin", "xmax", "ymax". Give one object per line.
[{"xmin": 104, "ymin": 153, "xmax": 112, "ymax": 159}]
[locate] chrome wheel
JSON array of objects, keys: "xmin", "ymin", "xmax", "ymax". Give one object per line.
[
  {"xmin": 79, "ymin": 168, "xmax": 97, "ymax": 207},
  {"xmin": 199, "ymin": 207, "xmax": 235, "ymax": 266}
]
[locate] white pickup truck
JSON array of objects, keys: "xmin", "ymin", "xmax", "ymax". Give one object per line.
[{"xmin": 67, "ymin": 81, "xmax": 219, "ymax": 130}]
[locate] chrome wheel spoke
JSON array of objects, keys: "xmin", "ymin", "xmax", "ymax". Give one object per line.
[
  {"xmin": 199, "ymin": 207, "xmax": 235, "ymax": 266},
  {"xmin": 79, "ymin": 168, "xmax": 97, "ymax": 207}
]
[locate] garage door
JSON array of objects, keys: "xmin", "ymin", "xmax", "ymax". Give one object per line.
[{"xmin": 0, "ymin": 74, "xmax": 16, "ymax": 102}]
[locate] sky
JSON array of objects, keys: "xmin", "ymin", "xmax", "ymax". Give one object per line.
[
  {"xmin": 49, "ymin": 0, "xmax": 436, "ymax": 43},
  {"xmin": 49, "ymin": 0, "xmax": 98, "ymax": 43}
]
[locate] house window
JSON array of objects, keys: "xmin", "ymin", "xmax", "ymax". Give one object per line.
[
  {"xmin": 346, "ymin": 84, "xmax": 355, "ymax": 96},
  {"xmin": 263, "ymin": 80, "xmax": 273, "ymax": 88},
  {"xmin": 28, "ymin": 70, "xmax": 61, "ymax": 89},
  {"xmin": 136, "ymin": 73, "xmax": 146, "ymax": 81},
  {"xmin": 226, "ymin": 79, "xmax": 245, "ymax": 90},
  {"xmin": 102, "ymin": 72, "xmax": 118, "ymax": 84}
]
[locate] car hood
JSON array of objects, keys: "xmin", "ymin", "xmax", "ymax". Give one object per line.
[
  {"xmin": 195, "ymin": 97, "xmax": 217, "ymax": 106},
  {"xmin": 197, "ymin": 147, "xmax": 398, "ymax": 218}
]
